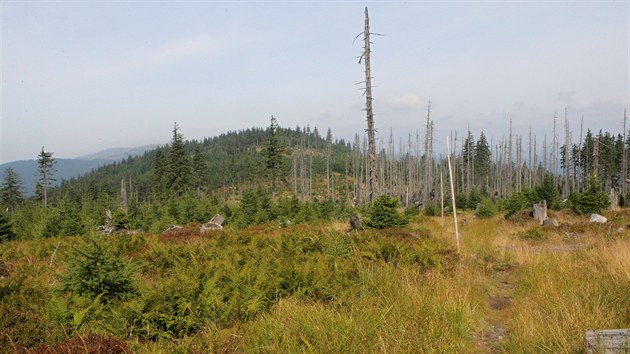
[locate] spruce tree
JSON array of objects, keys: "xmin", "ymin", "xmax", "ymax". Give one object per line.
[
  {"xmin": 166, "ymin": 123, "xmax": 192, "ymax": 197},
  {"xmin": 475, "ymin": 132, "xmax": 491, "ymax": 189},
  {"xmin": 58, "ymin": 237, "xmax": 138, "ymax": 302},
  {"xmin": 37, "ymin": 147, "xmax": 56, "ymax": 208},
  {"xmin": 0, "ymin": 211, "xmax": 16, "ymax": 242},
  {"xmin": 265, "ymin": 116, "xmax": 285, "ymax": 197},
  {"xmin": 0, "ymin": 167, "xmax": 24, "ymax": 212},
  {"xmin": 153, "ymin": 149, "xmax": 166, "ymax": 197},
  {"xmin": 364, "ymin": 195, "xmax": 409, "ymax": 229},
  {"xmin": 192, "ymin": 144, "xmax": 209, "ymax": 196}
]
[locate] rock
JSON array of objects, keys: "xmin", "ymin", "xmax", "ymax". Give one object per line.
[
  {"xmin": 617, "ymin": 227, "xmax": 624, "ymax": 234},
  {"xmin": 542, "ymin": 218, "xmax": 559, "ymax": 227},
  {"xmin": 589, "ymin": 214, "xmax": 607, "ymax": 223}
]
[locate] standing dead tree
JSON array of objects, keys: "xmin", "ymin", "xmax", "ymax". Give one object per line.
[
  {"xmin": 357, "ymin": 6, "xmax": 381, "ymax": 202},
  {"xmin": 623, "ymin": 109, "xmax": 628, "ymax": 201},
  {"xmin": 424, "ymin": 102, "xmax": 434, "ymax": 203}
]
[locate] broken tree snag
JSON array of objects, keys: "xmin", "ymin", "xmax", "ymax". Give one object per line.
[
  {"xmin": 533, "ymin": 200, "xmax": 547, "ymax": 225},
  {"xmin": 360, "ymin": 6, "xmax": 378, "ymax": 202},
  {"xmin": 201, "ymin": 214, "xmax": 225, "ymax": 232},
  {"xmin": 349, "ymin": 215, "xmax": 364, "ymax": 231}
]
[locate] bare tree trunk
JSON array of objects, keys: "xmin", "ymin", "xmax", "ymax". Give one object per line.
[
  {"xmin": 440, "ymin": 169, "xmax": 445, "ymax": 226},
  {"xmin": 564, "ymin": 108, "xmax": 571, "ymax": 198},
  {"xmin": 361, "ymin": 7, "xmax": 378, "ymax": 202},
  {"xmin": 446, "ymin": 136, "xmax": 460, "ymax": 254},
  {"xmin": 623, "ymin": 109, "xmax": 628, "ymax": 200},
  {"xmin": 424, "ymin": 102, "xmax": 433, "ymax": 203}
]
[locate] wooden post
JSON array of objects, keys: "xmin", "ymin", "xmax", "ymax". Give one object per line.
[{"xmin": 447, "ymin": 136, "xmax": 460, "ymax": 253}]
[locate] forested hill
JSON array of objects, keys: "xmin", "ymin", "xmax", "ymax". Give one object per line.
[{"xmin": 51, "ymin": 125, "xmax": 353, "ymax": 204}]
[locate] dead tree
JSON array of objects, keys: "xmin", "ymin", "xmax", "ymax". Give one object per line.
[
  {"xmin": 623, "ymin": 109, "xmax": 628, "ymax": 200},
  {"xmin": 564, "ymin": 108, "xmax": 571, "ymax": 198},
  {"xmin": 424, "ymin": 102, "xmax": 434, "ymax": 203},
  {"xmin": 120, "ymin": 176, "xmax": 128, "ymax": 214},
  {"xmin": 358, "ymin": 7, "xmax": 379, "ymax": 202}
]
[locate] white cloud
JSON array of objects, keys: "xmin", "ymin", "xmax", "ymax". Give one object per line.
[
  {"xmin": 76, "ymin": 32, "xmax": 236, "ymax": 83},
  {"xmin": 383, "ymin": 94, "xmax": 425, "ymax": 110}
]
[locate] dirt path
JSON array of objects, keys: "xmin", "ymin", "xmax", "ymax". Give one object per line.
[{"xmin": 475, "ymin": 264, "xmax": 518, "ymax": 353}]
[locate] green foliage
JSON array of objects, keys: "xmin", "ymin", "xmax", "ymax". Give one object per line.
[
  {"xmin": 455, "ymin": 193, "xmax": 467, "ymax": 210},
  {"xmin": 568, "ymin": 177, "xmax": 611, "ymax": 215},
  {"xmin": 1, "ymin": 167, "xmax": 24, "ymax": 212},
  {"xmin": 37, "ymin": 146, "xmax": 57, "ymax": 208},
  {"xmin": 0, "ymin": 211, "xmax": 16, "ymax": 242},
  {"xmin": 536, "ymin": 173, "xmax": 561, "ymax": 209},
  {"xmin": 111, "ymin": 208, "xmax": 130, "ymax": 230},
  {"xmin": 41, "ymin": 197, "xmax": 85, "ymax": 237},
  {"xmin": 265, "ymin": 116, "xmax": 286, "ymax": 195},
  {"xmin": 57, "ymin": 237, "xmax": 138, "ymax": 303},
  {"xmin": 424, "ymin": 202, "xmax": 440, "ymax": 216},
  {"xmin": 192, "ymin": 144, "xmax": 209, "ymax": 195},
  {"xmin": 364, "ymin": 195, "xmax": 409, "ymax": 229},
  {"xmin": 166, "ymin": 123, "xmax": 193, "ymax": 197},
  {"xmin": 232, "ymin": 188, "xmax": 274, "ymax": 228},
  {"xmin": 475, "ymin": 198, "xmax": 497, "ymax": 218},
  {"xmin": 503, "ymin": 188, "xmax": 541, "ymax": 218},
  {"xmin": 467, "ymin": 188, "xmax": 482, "ymax": 210},
  {"xmin": 517, "ymin": 227, "xmax": 549, "ymax": 242}
]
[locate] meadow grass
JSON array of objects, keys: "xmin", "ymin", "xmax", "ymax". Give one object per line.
[{"xmin": 1, "ymin": 210, "xmax": 629, "ymax": 353}]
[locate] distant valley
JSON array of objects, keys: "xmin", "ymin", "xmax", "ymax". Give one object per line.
[{"xmin": 0, "ymin": 144, "xmax": 159, "ymax": 196}]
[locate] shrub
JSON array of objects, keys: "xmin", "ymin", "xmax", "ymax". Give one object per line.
[
  {"xmin": 364, "ymin": 195, "xmax": 409, "ymax": 229},
  {"xmin": 0, "ymin": 211, "xmax": 16, "ymax": 242},
  {"xmin": 424, "ymin": 202, "xmax": 440, "ymax": 216},
  {"xmin": 568, "ymin": 177, "xmax": 611, "ymax": 215},
  {"xmin": 57, "ymin": 237, "xmax": 138, "ymax": 303},
  {"xmin": 536, "ymin": 173, "xmax": 561, "ymax": 210},
  {"xmin": 475, "ymin": 198, "xmax": 497, "ymax": 218}
]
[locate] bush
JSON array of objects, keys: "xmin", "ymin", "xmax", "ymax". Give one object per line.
[
  {"xmin": 503, "ymin": 188, "xmax": 540, "ymax": 218},
  {"xmin": 57, "ymin": 237, "xmax": 138, "ymax": 303},
  {"xmin": 537, "ymin": 173, "xmax": 561, "ymax": 210},
  {"xmin": 424, "ymin": 202, "xmax": 440, "ymax": 216},
  {"xmin": 569, "ymin": 177, "xmax": 611, "ymax": 215},
  {"xmin": 364, "ymin": 195, "xmax": 409, "ymax": 229},
  {"xmin": 0, "ymin": 211, "xmax": 16, "ymax": 242},
  {"xmin": 475, "ymin": 198, "xmax": 497, "ymax": 218}
]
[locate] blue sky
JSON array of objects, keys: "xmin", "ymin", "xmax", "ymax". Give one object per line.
[{"xmin": 1, "ymin": 1, "xmax": 628, "ymax": 163}]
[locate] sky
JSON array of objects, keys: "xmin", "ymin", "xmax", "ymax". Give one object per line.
[{"xmin": 1, "ymin": 1, "xmax": 628, "ymax": 163}]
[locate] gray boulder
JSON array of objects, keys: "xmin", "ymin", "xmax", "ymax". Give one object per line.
[
  {"xmin": 542, "ymin": 218, "xmax": 559, "ymax": 227},
  {"xmin": 589, "ymin": 214, "xmax": 607, "ymax": 223}
]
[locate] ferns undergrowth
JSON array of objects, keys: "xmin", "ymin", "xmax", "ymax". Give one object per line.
[{"xmin": 1, "ymin": 210, "xmax": 629, "ymax": 353}]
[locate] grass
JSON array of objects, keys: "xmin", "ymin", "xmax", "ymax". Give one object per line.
[{"xmin": 1, "ymin": 210, "xmax": 629, "ymax": 353}]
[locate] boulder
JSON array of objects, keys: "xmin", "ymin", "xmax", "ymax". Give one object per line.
[
  {"xmin": 542, "ymin": 218, "xmax": 559, "ymax": 227},
  {"xmin": 589, "ymin": 214, "xmax": 607, "ymax": 223}
]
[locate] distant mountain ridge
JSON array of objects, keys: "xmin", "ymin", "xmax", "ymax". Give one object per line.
[
  {"xmin": 76, "ymin": 144, "xmax": 161, "ymax": 161},
  {"xmin": 0, "ymin": 144, "xmax": 160, "ymax": 196}
]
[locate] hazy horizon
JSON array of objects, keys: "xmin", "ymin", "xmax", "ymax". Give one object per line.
[{"xmin": 2, "ymin": 1, "xmax": 628, "ymax": 164}]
